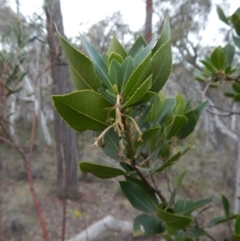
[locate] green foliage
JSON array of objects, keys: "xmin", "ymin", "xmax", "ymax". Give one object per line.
[{"xmin": 51, "ymin": 16, "xmax": 228, "ymax": 240}]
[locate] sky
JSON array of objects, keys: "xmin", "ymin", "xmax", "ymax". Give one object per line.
[{"xmin": 8, "ymin": 0, "xmax": 239, "ymax": 46}]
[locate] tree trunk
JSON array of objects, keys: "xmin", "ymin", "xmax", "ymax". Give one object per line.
[
  {"xmin": 234, "ymin": 139, "xmax": 240, "ymax": 214},
  {"xmin": 144, "ymin": 0, "xmax": 153, "ymax": 43},
  {"xmin": 44, "ymin": 0, "xmax": 79, "ymax": 199}
]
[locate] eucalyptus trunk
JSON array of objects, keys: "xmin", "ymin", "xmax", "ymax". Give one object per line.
[{"xmin": 44, "ymin": 0, "xmax": 79, "ymax": 199}]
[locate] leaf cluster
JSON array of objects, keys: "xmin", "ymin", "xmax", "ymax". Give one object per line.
[{"xmin": 52, "ymin": 17, "xmax": 212, "ymax": 239}]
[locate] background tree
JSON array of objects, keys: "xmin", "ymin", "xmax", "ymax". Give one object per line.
[{"xmin": 44, "ymin": 0, "xmax": 79, "ymax": 199}]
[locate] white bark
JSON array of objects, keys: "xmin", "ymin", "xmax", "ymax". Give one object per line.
[{"xmin": 66, "ymin": 215, "xmax": 133, "ymax": 241}]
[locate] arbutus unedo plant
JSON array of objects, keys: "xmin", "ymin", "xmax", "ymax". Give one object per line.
[{"xmin": 51, "ymin": 17, "xmax": 234, "ymax": 239}]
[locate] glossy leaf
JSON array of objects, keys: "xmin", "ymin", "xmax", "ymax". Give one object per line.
[
  {"xmin": 98, "ymin": 128, "xmax": 122, "ymax": 161},
  {"xmin": 58, "ymin": 32, "xmax": 102, "ymax": 91},
  {"xmin": 123, "ymin": 75, "xmax": 152, "ymax": 107},
  {"xmin": 177, "ymin": 198, "xmax": 213, "ymax": 215},
  {"xmin": 164, "ymin": 116, "xmax": 188, "ymax": 139},
  {"xmin": 200, "ymin": 60, "xmax": 218, "ymax": 73},
  {"xmin": 151, "ymin": 40, "xmax": 172, "ymax": 93},
  {"xmin": 81, "ymin": 35, "xmax": 112, "ymax": 89},
  {"xmin": 125, "ymin": 176, "xmax": 159, "ymax": 207},
  {"xmin": 134, "ymin": 126, "xmax": 161, "ymax": 148},
  {"xmin": 178, "ymin": 101, "xmax": 208, "ymax": 139},
  {"xmin": 133, "ymin": 214, "xmax": 165, "ymax": 236},
  {"xmin": 106, "ymin": 35, "xmax": 127, "ymax": 59},
  {"xmin": 157, "ymin": 208, "xmax": 192, "ymax": 230},
  {"xmin": 120, "ymin": 181, "xmax": 157, "ymax": 213},
  {"xmin": 217, "ymin": 6, "xmax": 229, "ymax": 25},
  {"xmin": 120, "ymin": 56, "xmax": 134, "ymax": 92},
  {"xmin": 79, "ymin": 162, "xmax": 125, "ymax": 179},
  {"xmin": 152, "ymin": 16, "xmax": 171, "ymax": 55},
  {"xmin": 128, "ymin": 35, "xmax": 147, "ymax": 58},
  {"xmin": 174, "ymin": 94, "xmax": 186, "ymax": 115},
  {"xmin": 52, "ymin": 90, "xmax": 111, "ymax": 132},
  {"xmin": 108, "ymin": 52, "xmax": 123, "ymax": 65},
  {"xmin": 132, "ymin": 91, "xmax": 156, "ymax": 106},
  {"xmin": 146, "ymin": 97, "xmax": 176, "ymax": 126},
  {"xmin": 108, "ymin": 59, "xmax": 121, "ymax": 87},
  {"xmin": 134, "ymin": 38, "xmax": 156, "ymax": 68},
  {"xmin": 210, "ymin": 47, "xmax": 226, "ymax": 70},
  {"xmin": 124, "ymin": 54, "xmax": 151, "ymax": 99}
]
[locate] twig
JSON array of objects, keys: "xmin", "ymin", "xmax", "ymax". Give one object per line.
[
  {"xmin": 122, "ymin": 117, "xmax": 167, "ymax": 204},
  {"xmin": 0, "ymin": 136, "xmax": 50, "ymax": 241}
]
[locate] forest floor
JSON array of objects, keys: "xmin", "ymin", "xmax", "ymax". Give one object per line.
[{"xmin": 0, "ymin": 130, "xmax": 236, "ymax": 241}]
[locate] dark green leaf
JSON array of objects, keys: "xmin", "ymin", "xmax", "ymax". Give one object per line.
[
  {"xmin": 178, "ymin": 101, "xmax": 208, "ymax": 139},
  {"xmin": 128, "ymin": 35, "xmax": 147, "ymax": 58},
  {"xmin": 217, "ymin": 6, "xmax": 229, "ymax": 25},
  {"xmin": 79, "ymin": 162, "xmax": 125, "ymax": 178},
  {"xmin": 58, "ymin": 32, "xmax": 102, "ymax": 91},
  {"xmin": 52, "ymin": 90, "xmax": 111, "ymax": 132},
  {"xmin": 174, "ymin": 94, "xmax": 186, "ymax": 115},
  {"xmin": 125, "ymin": 176, "xmax": 159, "ymax": 207},
  {"xmin": 200, "ymin": 60, "xmax": 218, "ymax": 73},
  {"xmin": 120, "ymin": 181, "xmax": 157, "ymax": 213},
  {"xmin": 134, "ymin": 126, "xmax": 161, "ymax": 148},
  {"xmin": 164, "ymin": 116, "xmax": 188, "ymax": 139},
  {"xmin": 108, "ymin": 52, "xmax": 123, "ymax": 65},
  {"xmin": 132, "ymin": 91, "xmax": 156, "ymax": 106},
  {"xmin": 146, "ymin": 97, "xmax": 176, "ymax": 126},
  {"xmin": 108, "ymin": 59, "xmax": 121, "ymax": 88},
  {"xmin": 222, "ymin": 195, "xmax": 230, "ymax": 218},
  {"xmin": 106, "ymin": 35, "xmax": 127, "ymax": 59},
  {"xmin": 235, "ymin": 215, "xmax": 240, "ymax": 234},
  {"xmin": 151, "ymin": 40, "xmax": 172, "ymax": 93},
  {"xmin": 98, "ymin": 128, "xmax": 122, "ymax": 161},
  {"xmin": 134, "ymin": 38, "xmax": 156, "ymax": 68},
  {"xmin": 120, "ymin": 56, "xmax": 134, "ymax": 92},
  {"xmin": 157, "ymin": 208, "xmax": 193, "ymax": 230},
  {"xmin": 177, "ymin": 198, "xmax": 213, "ymax": 215},
  {"xmin": 233, "ymin": 83, "xmax": 240, "ymax": 93},
  {"xmin": 133, "ymin": 214, "xmax": 165, "ymax": 236},
  {"xmin": 174, "ymin": 199, "xmax": 186, "ymax": 214},
  {"xmin": 81, "ymin": 35, "xmax": 112, "ymax": 89},
  {"xmin": 123, "ymin": 75, "xmax": 152, "ymax": 107},
  {"xmin": 152, "ymin": 16, "xmax": 171, "ymax": 55},
  {"xmin": 210, "ymin": 47, "xmax": 226, "ymax": 70},
  {"xmin": 124, "ymin": 54, "xmax": 151, "ymax": 99}
]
